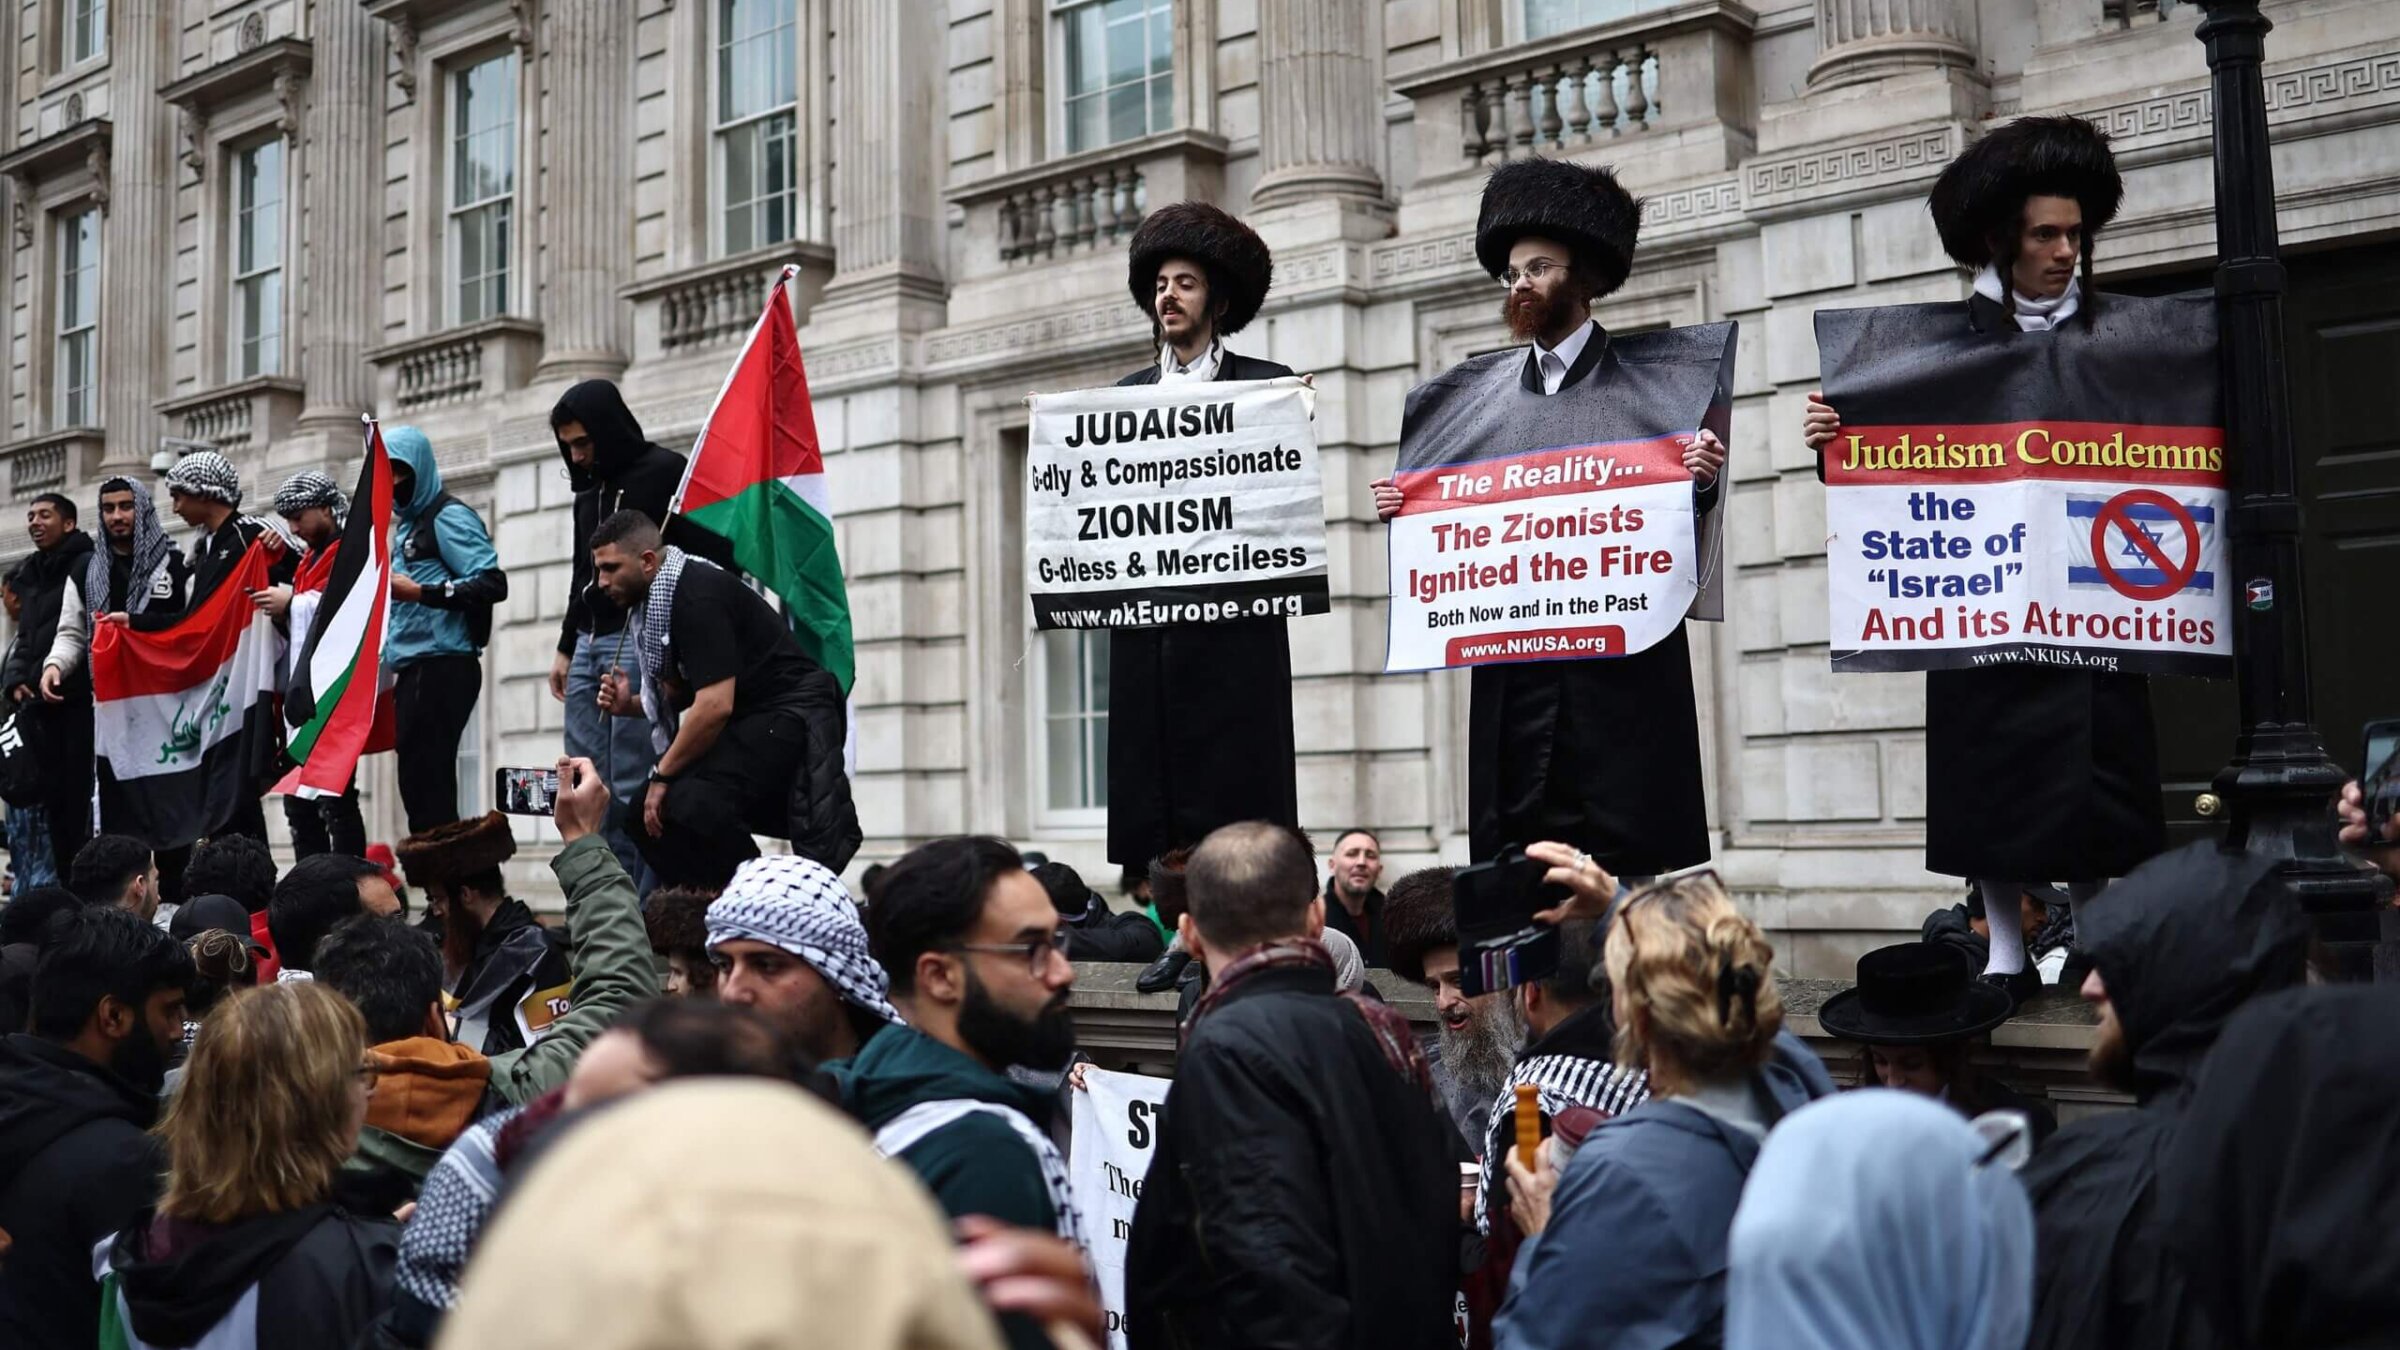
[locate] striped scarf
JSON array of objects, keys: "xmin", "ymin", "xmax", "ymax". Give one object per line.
[
  {"xmin": 85, "ymin": 479, "xmax": 171, "ymax": 615},
  {"xmin": 1473, "ymin": 1049, "xmax": 1650, "ymax": 1234}
]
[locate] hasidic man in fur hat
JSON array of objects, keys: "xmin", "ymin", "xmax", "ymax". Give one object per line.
[
  {"xmin": 1373, "ymin": 160, "xmax": 1727, "ymax": 879},
  {"xmin": 1802, "ymin": 117, "xmax": 2165, "ymax": 1000},
  {"xmin": 393, "ymin": 811, "xmax": 571, "ymax": 1057},
  {"xmin": 1105, "ymin": 202, "xmax": 1301, "ymax": 869}
]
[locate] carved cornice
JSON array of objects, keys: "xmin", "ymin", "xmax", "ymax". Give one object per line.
[
  {"xmin": 807, "ymin": 338, "xmax": 903, "ymax": 383},
  {"xmin": 1742, "ymin": 122, "xmax": 1964, "ymax": 216},
  {"xmin": 2076, "ymin": 49, "xmax": 2400, "ymax": 150},
  {"xmin": 921, "ymin": 301, "xmax": 1148, "ymax": 371}
]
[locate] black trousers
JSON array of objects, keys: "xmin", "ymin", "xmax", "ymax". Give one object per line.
[
  {"xmin": 35, "ymin": 697, "xmax": 94, "ymax": 878},
  {"xmin": 623, "ymin": 707, "xmax": 806, "ymax": 890},
  {"xmin": 394, "ymin": 655, "xmax": 481, "ymax": 836},
  {"xmin": 283, "ymin": 785, "xmax": 367, "ymax": 859}
]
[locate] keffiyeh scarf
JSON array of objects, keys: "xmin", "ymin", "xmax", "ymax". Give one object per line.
[
  {"xmin": 705, "ymin": 853, "xmax": 904, "ymax": 1026},
  {"xmin": 85, "ymin": 478, "xmax": 172, "ymax": 615},
  {"xmin": 629, "ymin": 544, "xmax": 718, "ymax": 751},
  {"xmin": 162, "ymin": 450, "xmax": 243, "ymax": 507},
  {"xmin": 272, "ymin": 470, "xmax": 349, "ymax": 528}
]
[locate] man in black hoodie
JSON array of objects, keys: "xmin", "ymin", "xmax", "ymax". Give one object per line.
[
  {"xmin": 0, "ymin": 906, "xmax": 192, "ymax": 1350},
  {"xmin": 548, "ymin": 380, "xmax": 729, "ymax": 884},
  {"xmin": 2020, "ymin": 842, "xmax": 2310, "ymax": 1350},
  {"xmin": 5, "ymin": 493, "xmax": 97, "ymax": 874}
]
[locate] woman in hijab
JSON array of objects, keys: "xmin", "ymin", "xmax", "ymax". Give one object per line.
[{"xmin": 1727, "ymin": 1089, "xmax": 2032, "ymax": 1350}]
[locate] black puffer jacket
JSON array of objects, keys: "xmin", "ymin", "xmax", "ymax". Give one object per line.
[
  {"xmin": 2020, "ymin": 843, "xmax": 2309, "ymax": 1350},
  {"xmin": 551, "ymin": 380, "xmax": 732, "ymax": 656},
  {"xmin": 0, "ymin": 1034, "xmax": 164, "ymax": 1350},
  {"xmin": 784, "ymin": 660, "xmax": 862, "ymax": 873}
]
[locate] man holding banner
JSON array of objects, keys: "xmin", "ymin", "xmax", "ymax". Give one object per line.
[
  {"xmin": 1805, "ymin": 117, "xmax": 2186, "ymax": 998},
  {"xmin": 1099, "ymin": 202, "xmax": 1302, "ymax": 868},
  {"xmin": 1374, "ymin": 159, "xmax": 1729, "ymax": 879}
]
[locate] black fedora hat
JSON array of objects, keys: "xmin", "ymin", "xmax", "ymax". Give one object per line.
[{"xmin": 1817, "ymin": 942, "xmax": 2013, "ymax": 1046}]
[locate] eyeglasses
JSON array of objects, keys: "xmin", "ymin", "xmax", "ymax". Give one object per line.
[
  {"xmin": 1498, "ymin": 259, "xmax": 1565, "ymax": 288},
  {"xmin": 951, "ymin": 930, "xmax": 1073, "ymax": 978}
]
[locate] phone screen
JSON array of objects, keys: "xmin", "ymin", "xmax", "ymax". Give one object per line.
[
  {"xmin": 2365, "ymin": 722, "xmax": 2400, "ymax": 846},
  {"xmin": 494, "ymin": 767, "xmax": 561, "ymax": 816}
]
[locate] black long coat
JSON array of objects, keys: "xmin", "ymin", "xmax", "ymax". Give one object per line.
[
  {"xmin": 1106, "ymin": 350, "xmax": 1300, "ymax": 865},
  {"xmin": 1465, "ymin": 332, "xmax": 1714, "ymax": 877},
  {"xmin": 1920, "ymin": 295, "xmax": 2165, "ymax": 881}
]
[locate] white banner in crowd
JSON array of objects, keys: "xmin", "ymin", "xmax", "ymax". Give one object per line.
[
  {"xmin": 1068, "ymin": 1066, "xmax": 1172, "ymax": 1350},
  {"xmin": 1025, "ymin": 378, "xmax": 1329, "ymax": 630}
]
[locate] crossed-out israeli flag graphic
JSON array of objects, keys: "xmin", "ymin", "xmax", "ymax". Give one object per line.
[{"xmin": 2064, "ymin": 493, "xmax": 2220, "ymax": 596}]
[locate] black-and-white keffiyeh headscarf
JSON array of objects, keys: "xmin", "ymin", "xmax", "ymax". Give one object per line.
[
  {"xmin": 162, "ymin": 450, "xmax": 243, "ymax": 508},
  {"xmin": 272, "ymin": 470, "xmax": 349, "ymax": 529},
  {"xmin": 704, "ymin": 854, "xmax": 903, "ymax": 1026},
  {"xmin": 86, "ymin": 477, "xmax": 172, "ymax": 615},
  {"xmin": 631, "ymin": 544, "xmax": 717, "ymax": 749}
]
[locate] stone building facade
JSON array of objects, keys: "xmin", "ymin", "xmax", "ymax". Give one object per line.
[{"xmin": 1, "ymin": 0, "xmax": 2394, "ymax": 974}]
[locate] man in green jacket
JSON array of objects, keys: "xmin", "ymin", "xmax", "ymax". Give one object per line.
[
  {"xmin": 314, "ymin": 756, "xmax": 660, "ymax": 1205},
  {"xmin": 826, "ymin": 835, "xmax": 1085, "ymax": 1350}
]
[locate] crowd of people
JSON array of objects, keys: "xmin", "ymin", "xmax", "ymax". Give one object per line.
[{"xmin": 1, "ymin": 103, "xmax": 2396, "ymax": 1350}]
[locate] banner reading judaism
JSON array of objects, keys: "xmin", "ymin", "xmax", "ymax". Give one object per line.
[
  {"xmin": 1817, "ymin": 293, "xmax": 2231, "ymax": 677},
  {"xmin": 1025, "ymin": 379, "xmax": 1328, "ymax": 630},
  {"xmin": 1383, "ymin": 322, "xmax": 1735, "ymax": 672}
]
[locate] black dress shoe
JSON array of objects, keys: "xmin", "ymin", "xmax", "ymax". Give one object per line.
[
  {"xmin": 1136, "ymin": 946, "xmax": 1191, "ymax": 994},
  {"xmin": 1979, "ymin": 967, "xmax": 2043, "ymax": 1010}
]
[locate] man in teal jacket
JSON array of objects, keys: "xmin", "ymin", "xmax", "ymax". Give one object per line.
[
  {"xmin": 826, "ymin": 835, "xmax": 1084, "ymax": 1350},
  {"xmin": 385, "ymin": 426, "xmax": 507, "ymax": 833}
]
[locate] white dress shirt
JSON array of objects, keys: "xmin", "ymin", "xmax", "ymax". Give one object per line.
[
  {"xmin": 1974, "ymin": 264, "xmax": 2082, "ymax": 332},
  {"xmin": 1529, "ymin": 320, "xmax": 1598, "ymax": 396},
  {"xmin": 1158, "ymin": 338, "xmax": 1224, "ymax": 383}
]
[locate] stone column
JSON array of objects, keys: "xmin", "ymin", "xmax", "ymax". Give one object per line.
[
  {"xmin": 297, "ymin": 2, "xmax": 386, "ymax": 432},
  {"xmin": 98, "ymin": 0, "xmax": 175, "ymax": 474},
  {"xmin": 537, "ymin": 0, "xmax": 629, "ymax": 378},
  {"xmin": 826, "ymin": 0, "xmax": 944, "ymax": 296},
  {"xmin": 1809, "ymin": 0, "xmax": 1977, "ymax": 92},
  {"xmin": 1249, "ymin": 0, "xmax": 1384, "ymax": 210}
]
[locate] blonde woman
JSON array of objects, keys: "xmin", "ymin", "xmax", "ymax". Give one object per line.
[
  {"xmin": 1496, "ymin": 848, "xmax": 1835, "ymax": 1350},
  {"xmin": 97, "ymin": 982, "xmax": 398, "ymax": 1348}
]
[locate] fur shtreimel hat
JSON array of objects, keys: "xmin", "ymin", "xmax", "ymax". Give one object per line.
[
  {"xmin": 1125, "ymin": 201, "xmax": 1274, "ymax": 336},
  {"xmin": 1474, "ymin": 158, "xmax": 1642, "ymax": 297},
  {"xmin": 393, "ymin": 812, "xmax": 517, "ymax": 890},
  {"xmin": 1927, "ymin": 115, "xmax": 2123, "ymax": 269},
  {"xmin": 1383, "ymin": 865, "xmax": 1460, "ymax": 988}
]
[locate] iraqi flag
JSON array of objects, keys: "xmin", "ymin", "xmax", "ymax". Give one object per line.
[
  {"xmin": 279, "ymin": 418, "xmax": 397, "ymax": 796},
  {"xmin": 670, "ymin": 265, "xmax": 855, "ymax": 693},
  {"xmin": 92, "ymin": 539, "xmax": 285, "ymax": 849}
]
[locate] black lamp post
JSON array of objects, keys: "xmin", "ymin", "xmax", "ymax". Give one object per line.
[{"xmin": 2195, "ymin": 0, "xmax": 2393, "ymax": 976}]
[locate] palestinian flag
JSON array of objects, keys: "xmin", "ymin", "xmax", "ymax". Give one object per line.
[
  {"xmin": 280, "ymin": 418, "xmax": 396, "ymax": 795},
  {"xmin": 92, "ymin": 540, "xmax": 285, "ymax": 849},
  {"xmin": 670, "ymin": 265, "xmax": 855, "ymax": 692}
]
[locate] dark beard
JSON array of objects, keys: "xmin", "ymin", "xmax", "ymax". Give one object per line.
[
  {"xmin": 2087, "ymin": 1017, "xmax": 2135, "ymax": 1094},
  {"xmin": 957, "ymin": 968, "xmax": 1078, "ymax": 1072},
  {"xmin": 438, "ymin": 894, "xmax": 487, "ymax": 978},
  {"xmin": 1500, "ymin": 279, "xmax": 1591, "ymax": 345},
  {"xmin": 1439, "ymin": 997, "xmax": 1526, "ymax": 1103},
  {"xmin": 111, "ymin": 1027, "xmax": 170, "ymax": 1097}
]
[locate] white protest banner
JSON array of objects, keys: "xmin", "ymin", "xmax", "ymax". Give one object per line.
[
  {"xmin": 1068, "ymin": 1066, "xmax": 1171, "ymax": 1350},
  {"xmin": 1817, "ymin": 295, "xmax": 2231, "ymax": 677},
  {"xmin": 1026, "ymin": 378, "xmax": 1328, "ymax": 630},
  {"xmin": 1384, "ymin": 323, "xmax": 1735, "ymax": 672}
]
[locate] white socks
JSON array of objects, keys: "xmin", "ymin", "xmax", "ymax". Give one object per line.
[{"xmin": 1978, "ymin": 879, "xmax": 2028, "ymax": 976}]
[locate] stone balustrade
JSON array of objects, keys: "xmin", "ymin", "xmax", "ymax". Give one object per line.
[
  {"xmin": 9, "ymin": 442, "xmax": 65, "ymax": 495},
  {"xmin": 368, "ymin": 318, "xmax": 543, "ymax": 412},
  {"xmin": 946, "ymin": 129, "xmax": 1228, "ymax": 275},
  {"xmin": 623, "ymin": 246, "xmax": 830, "ymax": 358},
  {"xmin": 173, "ymin": 389, "xmax": 254, "ymax": 453},
  {"xmin": 1460, "ymin": 47, "xmax": 1662, "ymax": 164},
  {"xmin": 998, "ymin": 165, "xmax": 1147, "ymax": 264},
  {"xmin": 1393, "ymin": 0, "xmax": 1757, "ymax": 179}
]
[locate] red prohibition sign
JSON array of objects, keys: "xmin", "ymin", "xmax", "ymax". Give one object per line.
[{"xmin": 2090, "ymin": 488, "xmax": 2200, "ymax": 602}]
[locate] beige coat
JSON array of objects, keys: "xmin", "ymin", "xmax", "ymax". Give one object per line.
[{"xmin": 440, "ymin": 1080, "xmax": 1002, "ymax": 1350}]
